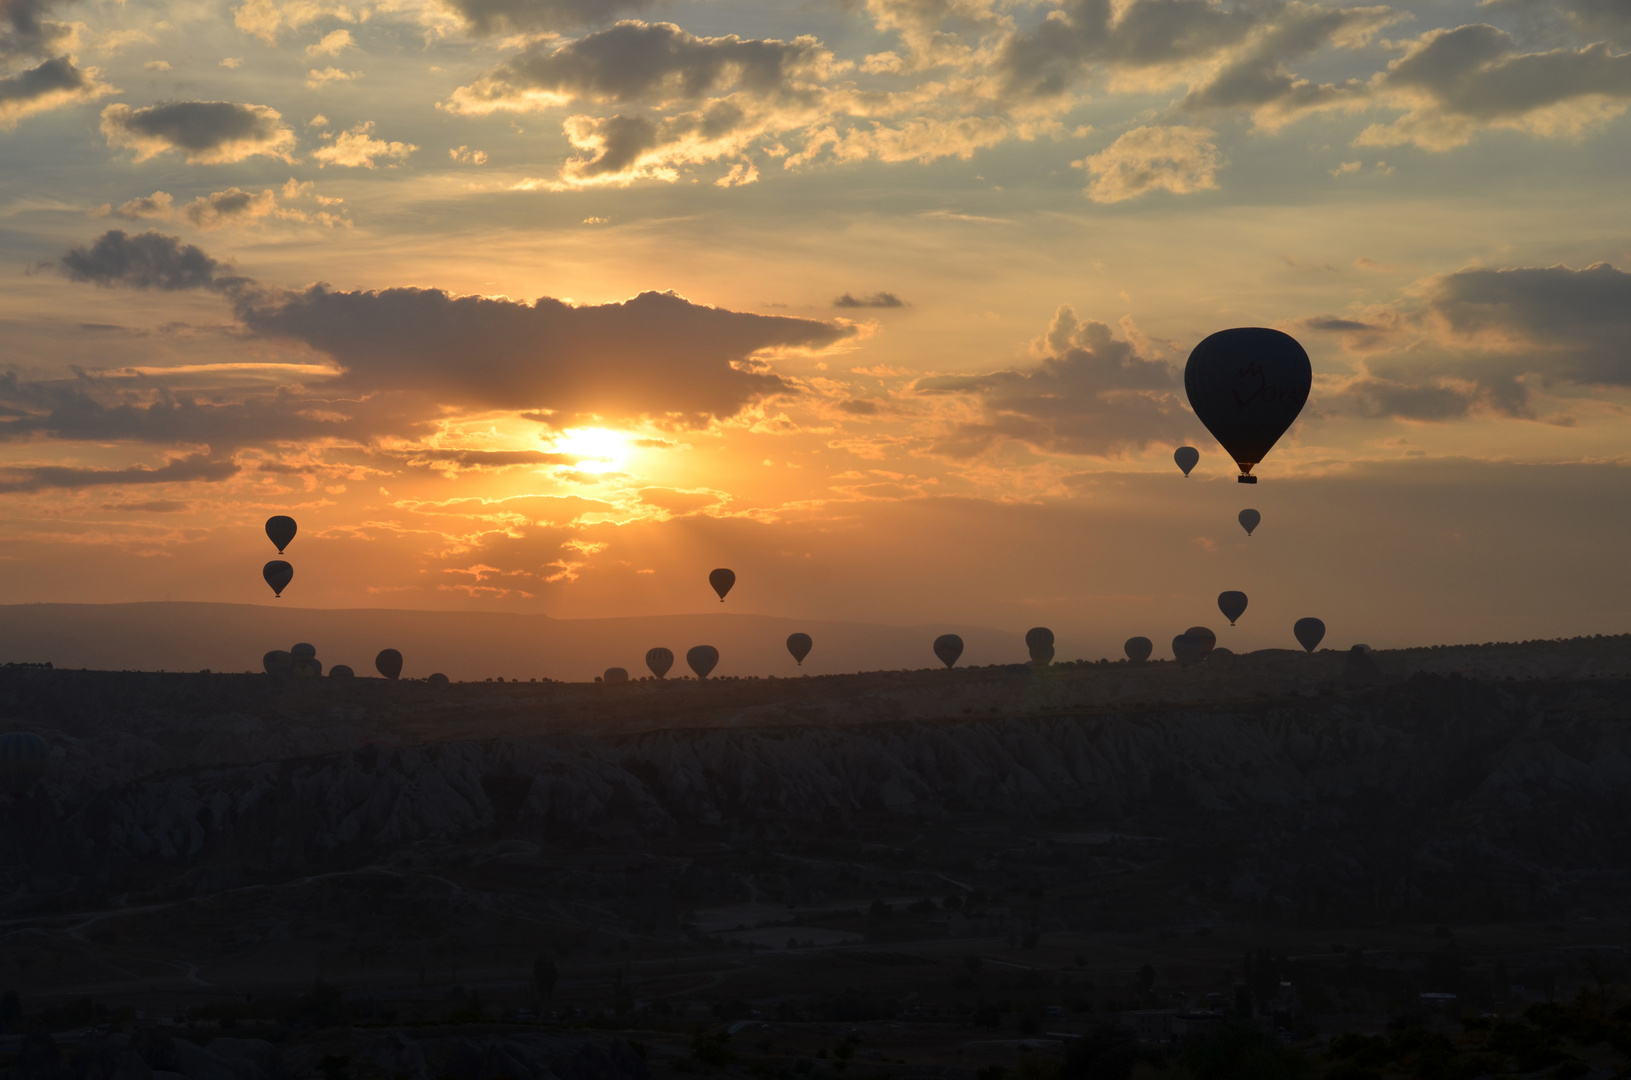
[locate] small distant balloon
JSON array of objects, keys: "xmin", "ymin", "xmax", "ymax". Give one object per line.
[
  {"xmin": 375, "ymin": 649, "xmax": 403, "ymax": 680},
  {"xmin": 0, "ymin": 732, "xmax": 49, "ymax": 795},
  {"xmin": 1174, "ymin": 446, "xmax": 1199, "ymax": 477},
  {"xmin": 687, "ymin": 645, "xmax": 719, "ymax": 679},
  {"xmin": 1025, "ymin": 627, "xmax": 1054, "ymax": 666},
  {"xmin": 1184, "ymin": 626, "xmax": 1217, "ymax": 658},
  {"xmin": 329, "ymin": 664, "xmax": 355, "ymax": 679},
  {"xmin": 604, "ymin": 667, "xmax": 629, "ymax": 684},
  {"xmin": 263, "ymin": 650, "xmax": 293, "ymax": 676},
  {"xmin": 427, "ymin": 672, "xmax": 450, "ymax": 688},
  {"xmin": 1124, "ymin": 636, "xmax": 1153, "ymax": 664},
  {"xmin": 1294, "ymin": 618, "xmax": 1326, "ymax": 653},
  {"xmin": 1172, "ymin": 634, "xmax": 1206, "ymax": 668},
  {"xmin": 786, "ymin": 633, "xmax": 812, "ymax": 666},
  {"xmin": 709, "ymin": 568, "xmax": 735, "ymax": 602},
  {"xmin": 1217, "ymin": 591, "xmax": 1248, "ymax": 626},
  {"xmin": 291, "ymin": 643, "xmax": 316, "ymax": 662},
  {"xmin": 263, "ymin": 560, "xmax": 293, "ymax": 598},
  {"xmin": 265, "ymin": 515, "xmax": 297, "ymax": 553},
  {"xmin": 1238, "ymin": 509, "xmax": 1260, "ymax": 536},
  {"xmin": 933, "ymin": 634, "xmax": 964, "ymax": 669},
  {"xmin": 646, "ymin": 647, "xmax": 674, "ymax": 679},
  {"xmin": 1184, "ymin": 328, "xmax": 1311, "ymax": 483}
]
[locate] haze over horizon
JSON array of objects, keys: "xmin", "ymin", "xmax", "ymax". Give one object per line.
[{"xmin": 3, "ymin": 0, "xmax": 1630, "ymax": 653}]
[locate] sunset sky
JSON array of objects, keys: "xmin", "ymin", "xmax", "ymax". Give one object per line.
[{"xmin": 1, "ymin": 0, "xmax": 1629, "ymax": 660}]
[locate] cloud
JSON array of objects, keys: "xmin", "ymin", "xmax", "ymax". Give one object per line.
[
  {"xmin": 311, "ymin": 121, "xmax": 416, "ymax": 167},
  {"xmin": 100, "ymin": 100, "xmax": 297, "ymax": 163},
  {"xmin": 0, "ymin": 0, "xmax": 75, "ymax": 59},
  {"xmin": 305, "ymin": 66, "xmax": 361, "ymax": 88},
  {"xmin": 914, "ymin": 306, "xmax": 1187, "ymax": 456},
  {"xmin": 406, "ymin": 449, "xmax": 575, "ymax": 469},
  {"xmin": 1357, "ymin": 24, "xmax": 1631, "ymax": 150},
  {"xmin": 437, "ymin": 0, "xmax": 656, "ymax": 36},
  {"xmin": 231, "ymin": 0, "xmax": 355, "ymax": 44},
  {"xmin": 0, "ymin": 55, "xmax": 113, "ymax": 129},
  {"xmin": 104, "ymin": 182, "xmax": 349, "ymax": 229},
  {"xmin": 1485, "ymin": 0, "xmax": 1631, "ymax": 46},
  {"xmin": 1077, "ymin": 125, "xmax": 1220, "ymax": 203},
  {"xmin": 54, "ymin": 229, "xmax": 243, "ymax": 291},
  {"xmin": 834, "ymin": 291, "xmax": 906, "ymax": 309},
  {"xmin": 306, "ymin": 28, "xmax": 354, "ymax": 55},
  {"xmin": 0, "ymin": 451, "xmax": 238, "ymax": 493}
]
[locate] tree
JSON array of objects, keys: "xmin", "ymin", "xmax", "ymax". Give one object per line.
[{"xmin": 532, "ymin": 955, "xmax": 558, "ymax": 1003}]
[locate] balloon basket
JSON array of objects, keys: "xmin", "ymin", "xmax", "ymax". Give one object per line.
[{"xmin": 1237, "ymin": 475, "xmax": 1257, "ymax": 484}]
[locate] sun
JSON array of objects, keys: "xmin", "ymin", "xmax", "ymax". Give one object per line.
[{"xmin": 551, "ymin": 427, "xmax": 631, "ymax": 474}]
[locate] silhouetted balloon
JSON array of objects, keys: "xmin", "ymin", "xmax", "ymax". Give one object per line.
[
  {"xmin": 1238, "ymin": 509, "xmax": 1260, "ymax": 536},
  {"xmin": 933, "ymin": 634, "xmax": 963, "ymax": 669},
  {"xmin": 375, "ymin": 649, "xmax": 403, "ymax": 679},
  {"xmin": 1294, "ymin": 617, "xmax": 1326, "ymax": 653},
  {"xmin": 709, "ymin": 568, "xmax": 735, "ymax": 602},
  {"xmin": 786, "ymin": 633, "xmax": 812, "ymax": 666},
  {"xmin": 604, "ymin": 667, "xmax": 629, "ymax": 684},
  {"xmin": 1172, "ymin": 634, "xmax": 1206, "ymax": 667},
  {"xmin": 263, "ymin": 560, "xmax": 293, "ymax": 598},
  {"xmin": 294, "ymin": 658, "xmax": 322, "ymax": 678},
  {"xmin": 646, "ymin": 647, "xmax": 674, "ymax": 679},
  {"xmin": 265, "ymin": 515, "xmax": 297, "ymax": 553},
  {"xmin": 427, "ymin": 672, "xmax": 450, "ymax": 688},
  {"xmin": 687, "ymin": 645, "xmax": 719, "ymax": 679},
  {"xmin": 1218, "ymin": 591, "xmax": 1248, "ymax": 626},
  {"xmin": 1025, "ymin": 627, "xmax": 1054, "ymax": 666},
  {"xmin": 1174, "ymin": 446, "xmax": 1199, "ymax": 477},
  {"xmin": 1184, "ymin": 626, "xmax": 1217, "ymax": 658},
  {"xmin": 1124, "ymin": 636, "xmax": 1153, "ymax": 664},
  {"xmin": 1208, "ymin": 646, "xmax": 1235, "ymax": 669},
  {"xmin": 0, "ymin": 732, "xmax": 49, "ymax": 795},
  {"xmin": 329, "ymin": 664, "xmax": 354, "ymax": 679},
  {"xmin": 291, "ymin": 643, "xmax": 316, "ymax": 662},
  {"xmin": 263, "ymin": 650, "xmax": 293, "ymax": 676},
  {"xmin": 1184, "ymin": 328, "xmax": 1311, "ymax": 483}
]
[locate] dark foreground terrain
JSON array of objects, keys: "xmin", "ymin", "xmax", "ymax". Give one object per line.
[{"xmin": 3, "ymin": 638, "xmax": 1631, "ymax": 1079}]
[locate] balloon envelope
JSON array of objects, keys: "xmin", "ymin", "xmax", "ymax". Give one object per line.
[
  {"xmin": 293, "ymin": 658, "xmax": 322, "ymax": 678},
  {"xmin": 687, "ymin": 645, "xmax": 719, "ymax": 679},
  {"xmin": 1218, "ymin": 591, "xmax": 1248, "ymax": 626},
  {"xmin": 263, "ymin": 650, "xmax": 293, "ymax": 676},
  {"xmin": 1294, "ymin": 617, "xmax": 1326, "ymax": 653},
  {"xmin": 1172, "ymin": 634, "xmax": 1206, "ymax": 667},
  {"xmin": 0, "ymin": 732, "xmax": 48, "ymax": 795},
  {"xmin": 262, "ymin": 560, "xmax": 293, "ymax": 598},
  {"xmin": 604, "ymin": 667, "xmax": 629, "ymax": 684},
  {"xmin": 786, "ymin": 633, "xmax": 812, "ymax": 665},
  {"xmin": 265, "ymin": 515, "xmax": 297, "ymax": 553},
  {"xmin": 1174, "ymin": 446, "xmax": 1199, "ymax": 477},
  {"xmin": 1124, "ymin": 636, "xmax": 1153, "ymax": 664},
  {"xmin": 1184, "ymin": 626, "xmax": 1217, "ymax": 657},
  {"xmin": 1184, "ymin": 328, "xmax": 1311, "ymax": 482},
  {"xmin": 427, "ymin": 672, "xmax": 450, "ymax": 688},
  {"xmin": 329, "ymin": 664, "xmax": 354, "ymax": 679},
  {"xmin": 646, "ymin": 647, "xmax": 674, "ymax": 679},
  {"xmin": 375, "ymin": 648, "xmax": 403, "ymax": 679},
  {"xmin": 291, "ymin": 642, "xmax": 316, "ymax": 661},
  {"xmin": 933, "ymin": 634, "xmax": 963, "ymax": 669},
  {"xmin": 708, "ymin": 568, "xmax": 735, "ymax": 602},
  {"xmin": 1238, "ymin": 509, "xmax": 1260, "ymax": 536},
  {"xmin": 1025, "ymin": 627, "xmax": 1054, "ymax": 666},
  {"xmin": 1208, "ymin": 646, "xmax": 1235, "ymax": 669}
]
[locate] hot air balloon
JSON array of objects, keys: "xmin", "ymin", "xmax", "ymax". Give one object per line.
[
  {"xmin": 687, "ymin": 645, "xmax": 719, "ymax": 679},
  {"xmin": 376, "ymin": 649, "xmax": 403, "ymax": 680},
  {"xmin": 427, "ymin": 672, "xmax": 450, "ymax": 688},
  {"xmin": 1172, "ymin": 634, "xmax": 1206, "ymax": 668},
  {"xmin": 329, "ymin": 664, "xmax": 355, "ymax": 679},
  {"xmin": 265, "ymin": 515, "xmax": 297, "ymax": 553},
  {"xmin": 263, "ymin": 650, "xmax": 293, "ymax": 676},
  {"xmin": 933, "ymin": 634, "xmax": 963, "ymax": 669},
  {"xmin": 1174, "ymin": 446, "xmax": 1199, "ymax": 477},
  {"xmin": 295, "ymin": 658, "xmax": 323, "ymax": 678},
  {"xmin": 0, "ymin": 732, "xmax": 49, "ymax": 795},
  {"xmin": 1184, "ymin": 328, "xmax": 1311, "ymax": 483},
  {"xmin": 786, "ymin": 633, "xmax": 812, "ymax": 666},
  {"xmin": 1294, "ymin": 618, "xmax": 1325, "ymax": 653},
  {"xmin": 646, "ymin": 647, "xmax": 674, "ymax": 679},
  {"xmin": 1218, "ymin": 591, "xmax": 1248, "ymax": 626},
  {"xmin": 1184, "ymin": 626, "xmax": 1217, "ymax": 658},
  {"xmin": 263, "ymin": 560, "xmax": 293, "ymax": 598},
  {"xmin": 604, "ymin": 667, "xmax": 629, "ymax": 684},
  {"xmin": 1238, "ymin": 509, "xmax": 1260, "ymax": 536},
  {"xmin": 1124, "ymin": 636, "xmax": 1153, "ymax": 664},
  {"xmin": 709, "ymin": 568, "xmax": 735, "ymax": 602},
  {"xmin": 1208, "ymin": 646, "xmax": 1235, "ymax": 669},
  {"xmin": 1025, "ymin": 627, "xmax": 1054, "ymax": 666},
  {"xmin": 291, "ymin": 643, "xmax": 316, "ymax": 661}
]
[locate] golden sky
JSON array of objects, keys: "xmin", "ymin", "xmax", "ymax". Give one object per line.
[{"xmin": 1, "ymin": 0, "xmax": 1629, "ymax": 659}]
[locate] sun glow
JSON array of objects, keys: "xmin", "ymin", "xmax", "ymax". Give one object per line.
[{"xmin": 552, "ymin": 427, "xmax": 632, "ymax": 474}]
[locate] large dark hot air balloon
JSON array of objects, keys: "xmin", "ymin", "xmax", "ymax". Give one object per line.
[
  {"xmin": 375, "ymin": 649, "xmax": 403, "ymax": 680},
  {"xmin": 329, "ymin": 664, "xmax": 355, "ymax": 679},
  {"xmin": 1174, "ymin": 446, "xmax": 1199, "ymax": 477},
  {"xmin": 1208, "ymin": 646, "xmax": 1235, "ymax": 669},
  {"xmin": 1124, "ymin": 636, "xmax": 1153, "ymax": 664},
  {"xmin": 427, "ymin": 672, "xmax": 450, "ymax": 688},
  {"xmin": 1025, "ymin": 627, "xmax": 1054, "ymax": 666},
  {"xmin": 786, "ymin": 633, "xmax": 812, "ymax": 666},
  {"xmin": 1184, "ymin": 328, "xmax": 1311, "ymax": 483},
  {"xmin": 263, "ymin": 650, "xmax": 293, "ymax": 676},
  {"xmin": 291, "ymin": 643, "xmax": 316, "ymax": 661},
  {"xmin": 1172, "ymin": 634, "xmax": 1206, "ymax": 667},
  {"xmin": 1218, "ymin": 591, "xmax": 1248, "ymax": 626},
  {"xmin": 646, "ymin": 647, "xmax": 674, "ymax": 679},
  {"xmin": 265, "ymin": 515, "xmax": 297, "ymax": 553},
  {"xmin": 263, "ymin": 560, "xmax": 293, "ymax": 598},
  {"xmin": 1294, "ymin": 618, "xmax": 1326, "ymax": 653},
  {"xmin": 933, "ymin": 634, "xmax": 963, "ymax": 669},
  {"xmin": 0, "ymin": 732, "xmax": 49, "ymax": 795},
  {"xmin": 1184, "ymin": 626, "xmax": 1216, "ymax": 658},
  {"xmin": 604, "ymin": 667, "xmax": 629, "ymax": 684},
  {"xmin": 687, "ymin": 645, "xmax": 719, "ymax": 679},
  {"xmin": 709, "ymin": 568, "xmax": 735, "ymax": 602},
  {"xmin": 1238, "ymin": 509, "xmax": 1260, "ymax": 536}
]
